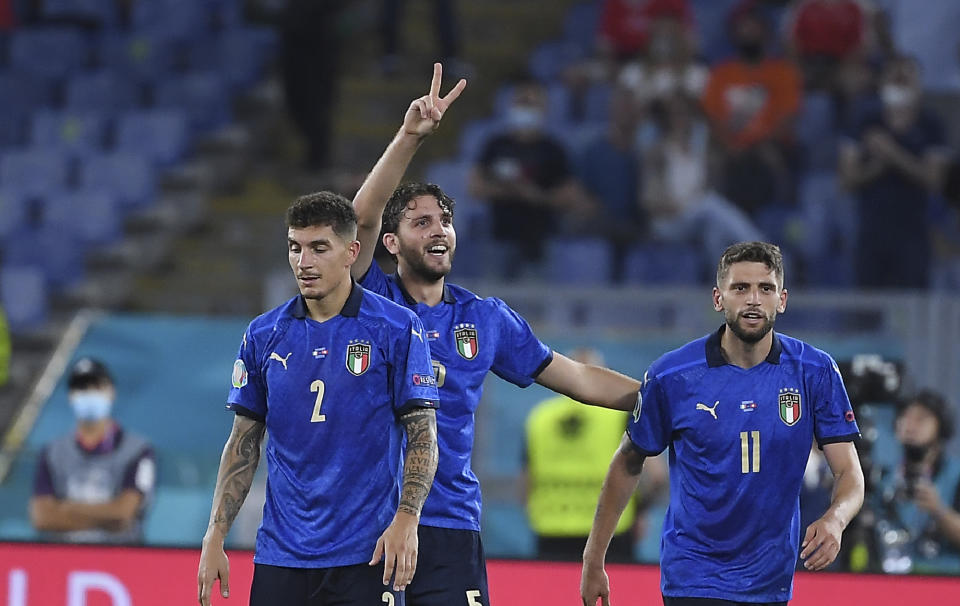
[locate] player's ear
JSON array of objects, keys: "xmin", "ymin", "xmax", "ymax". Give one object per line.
[
  {"xmin": 712, "ymin": 286, "xmax": 723, "ymax": 312},
  {"xmin": 382, "ymin": 232, "xmax": 400, "ymax": 255},
  {"xmin": 778, "ymin": 288, "xmax": 788, "ymax": 313}
]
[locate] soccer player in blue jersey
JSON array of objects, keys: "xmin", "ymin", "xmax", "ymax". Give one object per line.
[
  {"xmin": 580, "ymin": 242, "xmax": 866, "ymax": 606},
  {"xmin": 351, "ymin": 63, "xmax": 643, "ymax": 606},
  {"xmin": 197, "ymin": 192, "xmax": 440, "ymax": 606}
]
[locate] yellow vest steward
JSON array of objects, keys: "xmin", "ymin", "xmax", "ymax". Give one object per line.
[{"xmin": 525, "ymin": 395, "xmax": 635, "ymax": 536}]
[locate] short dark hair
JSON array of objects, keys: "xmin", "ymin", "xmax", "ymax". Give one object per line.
[
  {"xmin": 285, "ymin": 191, "xmax": 357, "ymax": 239},
  {"xmin": 382, "ymin": 182, "xmax": 455, "ymax": 234},
  {"xmin": 68, "ymin": 357, "xmax": 113, "ymax": 390},
  {"xmin": 716, "ymin": 241, "xmax": 784, "ymax": 287},
  {"xmin": 899, "ymin": 390, "xmax": 955, "ymax": 442}
]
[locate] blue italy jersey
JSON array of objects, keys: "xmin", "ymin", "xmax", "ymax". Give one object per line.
[
  {"xmin": 225, "ymin": 283, "xmax": 439, "ymax": 568},
  {"xmin": 628, "ymin": 326, "xmax": 859, "ymax": 602},
  {"xmin": 362, "ymin": 263, "xmax": 552, "ymax": 530}
]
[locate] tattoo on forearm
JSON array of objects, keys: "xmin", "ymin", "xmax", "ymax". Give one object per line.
[
  {"xmin": 398, "ymin": 409, "xmax": 438, "ymax": 516},
  {"xmin": 620, "ymin": 442, "xmax": 646, "ymax": 476},
  {"xmin": 211, "ymin": 418, "xmax": 265, "ymax": 534}
]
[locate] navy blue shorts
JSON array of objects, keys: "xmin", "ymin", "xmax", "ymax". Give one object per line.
[
  {"xmin": 249, "ymin": 562, "xmax": 404, "ymax": 606},
  {"xmin": 662, "ymin": 597, "xmax": 787, "ymax": 606},
  {"xmin": 407, "ymin": 526, "xmax": 489, "ymax": 606}
]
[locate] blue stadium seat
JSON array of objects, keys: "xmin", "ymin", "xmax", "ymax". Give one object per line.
[
  {"xmin": 80, "ymin": 153, "xmax": 156, "ymax": 209},
  {"xmin": 185, "ymin": 27, "xmax": 277, "ymax": 90},
  {"xmin": 690, "ymin": 0, "xmax": 742, "ymax": 64},
  {"xmin": 98, "ymin": 33, "xmax": 179, "ymax": 82},
  {"xmin": 31, "ymin": 110, "xmax": 109, "ymax": 157},
  {"xmin": 153, "ymin": 72, "xmax": 231, "ymax": 132},
  {"xmin": 528, "ymin": 41, "xmax": 584, "ymax": 83},
  {"xmin": 562, "ymin": 1, "xmax": 601, "ymax": 55},
  {"xmin": 9, "ymin": 28, "xmax": 90, "ymax": 81},
  {"xmin": 0, "ymin": 189, "xmax": 29, "ymax": 241},
  {"xmin": 0, "ymin": 71, "xmax": 56, "ymax": 115},
  {"xmin": 0, "ymin": 265, "xmax": 49, "ymax": 333},
  {"xmin": 42, "ymin": 0, "xmax": 120, "ymax": 26},
  {"xmin": 115, "ymin": 110, "xmax": 189, "ymax": 165},
  {"xmin": 582, "ymin": 82, "xmax": 612, "ymax": 125},
  {"xmin": 797, "ymin": 91, "xmax": 838, "ymax": 171},
  {"xmin": 0, "ymin": 115, "xmax": 27, "ymax": 150},
  {"xmin": 545, "ymin": 237, "xmax": 613, "ymax": 285},
  {"xmin": 0, "ymin": 149, "xmax": 71, "ymax": 197},
  {"xmin": 65, "ymin": 70, "xmax": 142, "ymax": 112},
  {"xmin": 131, "ymin": 0, "xmax": 210, "ymax": 40},
  {"xmin": 622, "ymin": 244, "xmax": 702, "ymax": 285},
  {"xmin": 458, "ymin": 118, "xmax": 505, "ymax": 162},
  {"xmin": 43, "ymin": 191, "xmax": 122, "ymax": 246},
  {"xmin": 424, "ymin": 159, "xmax": 490, "ymax": 243},
  {"xmin": 3, "ymin": 228, "xmax": 85, "ymax": 289}
]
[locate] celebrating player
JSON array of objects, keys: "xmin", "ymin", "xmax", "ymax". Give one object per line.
[
  {"xmin": 580, "ymin": 242, "xmax": 865, "ymax": 606},
  {"xmin": 197, "ymin": 192, "xmax": 440, "ymax": 606},
  {"xmin": 351, "ymin": 63, "xmax": 642, "ymax": 606}
]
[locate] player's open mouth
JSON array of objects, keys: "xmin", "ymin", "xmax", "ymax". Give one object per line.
[
  {"xmin": 298, "ymin": 276, "xmax": 319, "ymax": 283},
  {"xmin": 741, "ymin": 311, "xmax": 764, "ymax": 322},
  {"xmin": 427, "ymin": 244, "xmax": 448, "ymax": 256}
]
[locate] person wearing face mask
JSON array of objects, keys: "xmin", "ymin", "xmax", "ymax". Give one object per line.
[
  {"xmin": 839, "ymin": 55, "xmax": 950, "ymax": 289},
  {"xmin": 881, "ymin": 390, "xmax": 960, "ymax": 574},
  {"xmin": 29, "ymin": 357, "xmax": 156, "ymax": 544}
]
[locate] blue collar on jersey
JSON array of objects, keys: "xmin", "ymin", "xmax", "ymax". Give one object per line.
[
  {"xmin": 291, "ymin": 280, "xmax": 364, "ymax": 319},
  {"xmin": 705, "ymin": 325, "xmax": 783, "ymax": 367},
  {"xmin": 392, "ymin": 272, "xmax": 456, "ymax": 305}
]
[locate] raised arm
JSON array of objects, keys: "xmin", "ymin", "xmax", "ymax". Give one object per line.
[
  {"xmin": 352, "ymin": 63, "xmax": 466, "ymax": 279},
  {"xmin": 581, "ymin": 434, "xmax": 647, "ymax": 606},
  {"xmin": 536, "ymin": 353, "xmax": 642, "ymax": 412},
  {"xmin": 198, "ymin": 414, "xmax": 266, "ymax": 606},
  {"xmin": 799, "ymin": 441, "xmax": 864, "ymax": 571},
  {"xmin": 370, "ymin": 408, "xmax": 439, "ymax": 591}
]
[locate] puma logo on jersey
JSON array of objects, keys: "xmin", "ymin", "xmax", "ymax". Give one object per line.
[
  {"xmin": 696, "ymin": 401, "xmax": 719, "ymax": 420},
  {"xmin": 411, "ymin": 327, "xmax": 422, "ymax": 342},
  {"xmin": 269, "ymin": 352, "xmax": 292, "ymax": 370}
]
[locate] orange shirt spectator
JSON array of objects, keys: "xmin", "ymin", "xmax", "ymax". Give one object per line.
[
  {"xmin": 790, "ymin": 0, "xmax": 864, "ymax": 59},
  {"xmin": 598, "ymin": 0, "xmax": 694, "ymax": 59},
  {"xmin": 701, "ymin": 59, "xmax": 801, "ymax": 150}
]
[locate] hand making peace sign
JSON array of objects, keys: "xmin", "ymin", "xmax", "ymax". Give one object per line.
[{"xmin": 402, "ymin": 62, "xmax": 467, "ymax": 138}]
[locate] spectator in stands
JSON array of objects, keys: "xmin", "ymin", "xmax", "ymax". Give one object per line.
[
  {"xmin": 596, "ymin": 0, "xmax": 694, "ymax": 63},
  {"xmin": 29, "ymin": 358, "xmax": 156, "ymax": 544},
  {"xmin": 0, "ymin": 306, "xmax": 9, "ymax": 388},
  {"xmin": 787, "ymin": 0, "xmax": 865, "ymax": 90},
  {"xmin": 701, "ymin": 1, "xmax": 802, "ymax": 215},
  {"xmin": 641, "ymin": 93, "xmax": 764, "ymax": 270},
  {"xmin": 523, "ymin": 347, "xmax": 667, "ymax": 562},
  {"xmin": 881, "ymin": 390, "xmax": 960, "ymax": 574},
  {"xmin": 839, "ymin": 56, "xmax": 949, "ymax": 289},
  {"xmin": 469, "ymin": 78, "xmax": 596, "ymax": 279}
]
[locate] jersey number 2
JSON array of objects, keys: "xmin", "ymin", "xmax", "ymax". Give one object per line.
[
  {"xmin": 310, "ymin": 380, "xmax": 326, "ymax": 422},
  {"xmin": 740, "ymin": 430, "xmax": 760, "ymax": 473}
]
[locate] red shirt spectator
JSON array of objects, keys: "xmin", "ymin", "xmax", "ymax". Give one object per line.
[
  {"xmin": 598, "ymin": 0, "xmax": 694, "ymax": 59},
  {"xmin": 790, "ymin": 0, "xmax": 864, "ymax": 59}
]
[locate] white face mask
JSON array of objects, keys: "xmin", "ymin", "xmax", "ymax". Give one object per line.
[
  {"xmin": 881, "ymin": 84, "xmax": 917, "ymax": 109},
  {"xmin": 70, "ymin": 391, "xmax": 113, "ymax": 422},
  {"xmin": 506, "ymin": 106, "xmax": 544, "ymax": 132}
]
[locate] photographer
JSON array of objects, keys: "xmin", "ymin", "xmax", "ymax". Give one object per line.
[{"xmin": 885, "ymin": 390, "xmax": 960, "ymax": 574}]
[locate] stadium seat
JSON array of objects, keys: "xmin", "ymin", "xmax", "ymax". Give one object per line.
[
  {"xmin": 185, "ymin": 27, "xmax": 277, "ymax": 90},
  {"xmin": 31, "ymin": 110, "xmax": 109, "ymax": 157},
  {"xmin": 797, "ymin": 91, "xmax": 838, "ymax": 171},
  {"xmin": 0, "ymin": 189, "xmax": 29, "ymax": 241},
  {"xmin": 582, "ymin": 82, "xmax": 612, "ymax": 125},
  {"xmin": 98, "ymin": 33, "xmax": 179, "ymax": 82},
  {"xmin": 622, "ymin": 244, "xmax": 703, "ymax": 285},
  {"xmin": 115, "ymin": 110, "xmax": 189, "ymax": 165},
  {"xmin": 43, "ymin": 191, "xmax": 122, "ymax": 246},
  {"xmin": 458, "ymin": 118, "xmax": 505, "ymax": 162},
  {"xmin": 528, "ymin": 41, "xmax": 584, "ymax": 83},
  {"xmin": 41, "ymin": 0, "xmax": 120, "ymax": 26},
  {"xmin": 0, "ymin": 71, "xmax": 57, "ymax": 116},
  {"xmin": 153, "ymin": 72, "xmax": 232, "ymax": 132},
  {"xmin": 690, "ymin": 0, "xmax": 742, "ymax": 64},
  {"xmin": 545, "ymin": 237, "xmax": 613, "ymax": 285},
  {"xmin": 79, "ymin": 153, "xmax": 156, "ymax": 209},
  {"xmin": 424, "ymin": 159, "xmax": 491, "ymax": 243},
  {"xmin": 131, "ymin": 0, "xmax": 210, "ymax": 40},
  {"xmin": 561, "ymin": 1, "xmax": 601, "ymax": 55},
  {"xmin": 0, "ymin": 115, "xmax": 27, "ymax": 150},
  {"xmin": 0, "ymin": 265, "xmax": 49, "ymax": 333},
  {"xmin": 0, "ymin": 149, "xmax": 71, "ymax": 198},
  {"xmin": 65, "ymin": 70, "xmax": 142, "ymax": 112},
  {"xmin": 9, "ymin": 28, "xmax": 90, "ymax": 81},
  {"xmin": 3, "ymin": 228, "xmax": 85, "ymax": 290}
]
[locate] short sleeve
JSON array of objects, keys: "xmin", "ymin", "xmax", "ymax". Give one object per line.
[
  {"xmin": 627, "ymin": 371, "xmax": 672, "ymax": 455},
  {"xmin": 32, "ymin": 447, "xmax": 55, "ymax": 497},
  {"xmin": 812, "ymin": 356, "xmax": 860, "ymax": 447},
  {"xmin": 226, "ymin": 327, "xmax": 267, "ymax": 422},
  {"xmin": 490, "ymin": 299, "xmax": 553, "ymax": 387},
  {"xmin": 359, "ymin": 261, "xmax": 391, "ymax": 297},
  {"xmin": 121, "ymin": 447, "xmax": 157, "ymax": 499},
  {"xmin": 391, "ymin": 314, "xmax": 440, "ymax": 416}
]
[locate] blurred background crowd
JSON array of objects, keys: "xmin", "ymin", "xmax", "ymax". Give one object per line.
[{"xmin": 0, "ymin": 0, "xmax": 958, "ymax": 580}]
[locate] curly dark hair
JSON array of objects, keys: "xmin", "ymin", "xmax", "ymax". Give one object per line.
[
  {"xmin": 899, "ymin": 390, "xmax": 955, "ymax": 442},
  {"xmin": 382, "ymin": 182, "xmax": 455, "ymax": 234},
  {"xmin": 716, "ymin": 241, "xmax": 784, "ymax": 288},
  {"xmin": 285, "ymin": 191, "xmax": 357, "ymax": 239}
]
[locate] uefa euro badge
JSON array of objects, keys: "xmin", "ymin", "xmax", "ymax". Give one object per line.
[
  {"xmin": 346, "ymin": 340, "xmax": 371, "ymax": 376},
  {"xmin": 454, "ymin": 323, "xmax": 479, "ymax": 360},
  {"xmin": 232, "ymin": 359, "xmax": 248, "ymax": 388},
  {"xmin": 779, "ymin": 388, "xmax": 802, "ymax": 426}
]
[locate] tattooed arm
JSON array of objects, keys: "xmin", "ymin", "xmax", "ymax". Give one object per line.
[
  {"xmin": 197, "ymin": 415, "xmax": 266, "ymax": 606},
  {"xmin": 370, "ymin": 408, "xmax": 439, "ymax": 591}
]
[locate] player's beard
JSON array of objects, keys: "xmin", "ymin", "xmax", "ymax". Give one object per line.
[
  {"xmin": 725, "ymin": 309, "xmax": 776, "ymax": 344},
  {"xmin": 398, "ymin": 240, "xmax": 454, "ymax": 282}
]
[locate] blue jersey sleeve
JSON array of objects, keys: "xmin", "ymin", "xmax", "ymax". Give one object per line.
[
  {"xmin": 490, "ymin": 299, "xmax": 553, "ymax": 387},
  {"xmin": 812, "ymin": 356, "xmax": 860, "ymax": 447},
  {"xmin": 226, "ymin": 327, "xmax": 267, "ymax": 422},
  {"xmin": 391, "ymin": 314, "xmax": 440, "ymax": 416},
  {"xmin": 627, "ymin": 371, "xmax": 671, "ymax": 455},
  {"xmin": 358, "ymin": 261, "xmax": 390, "ymax": 297}
]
